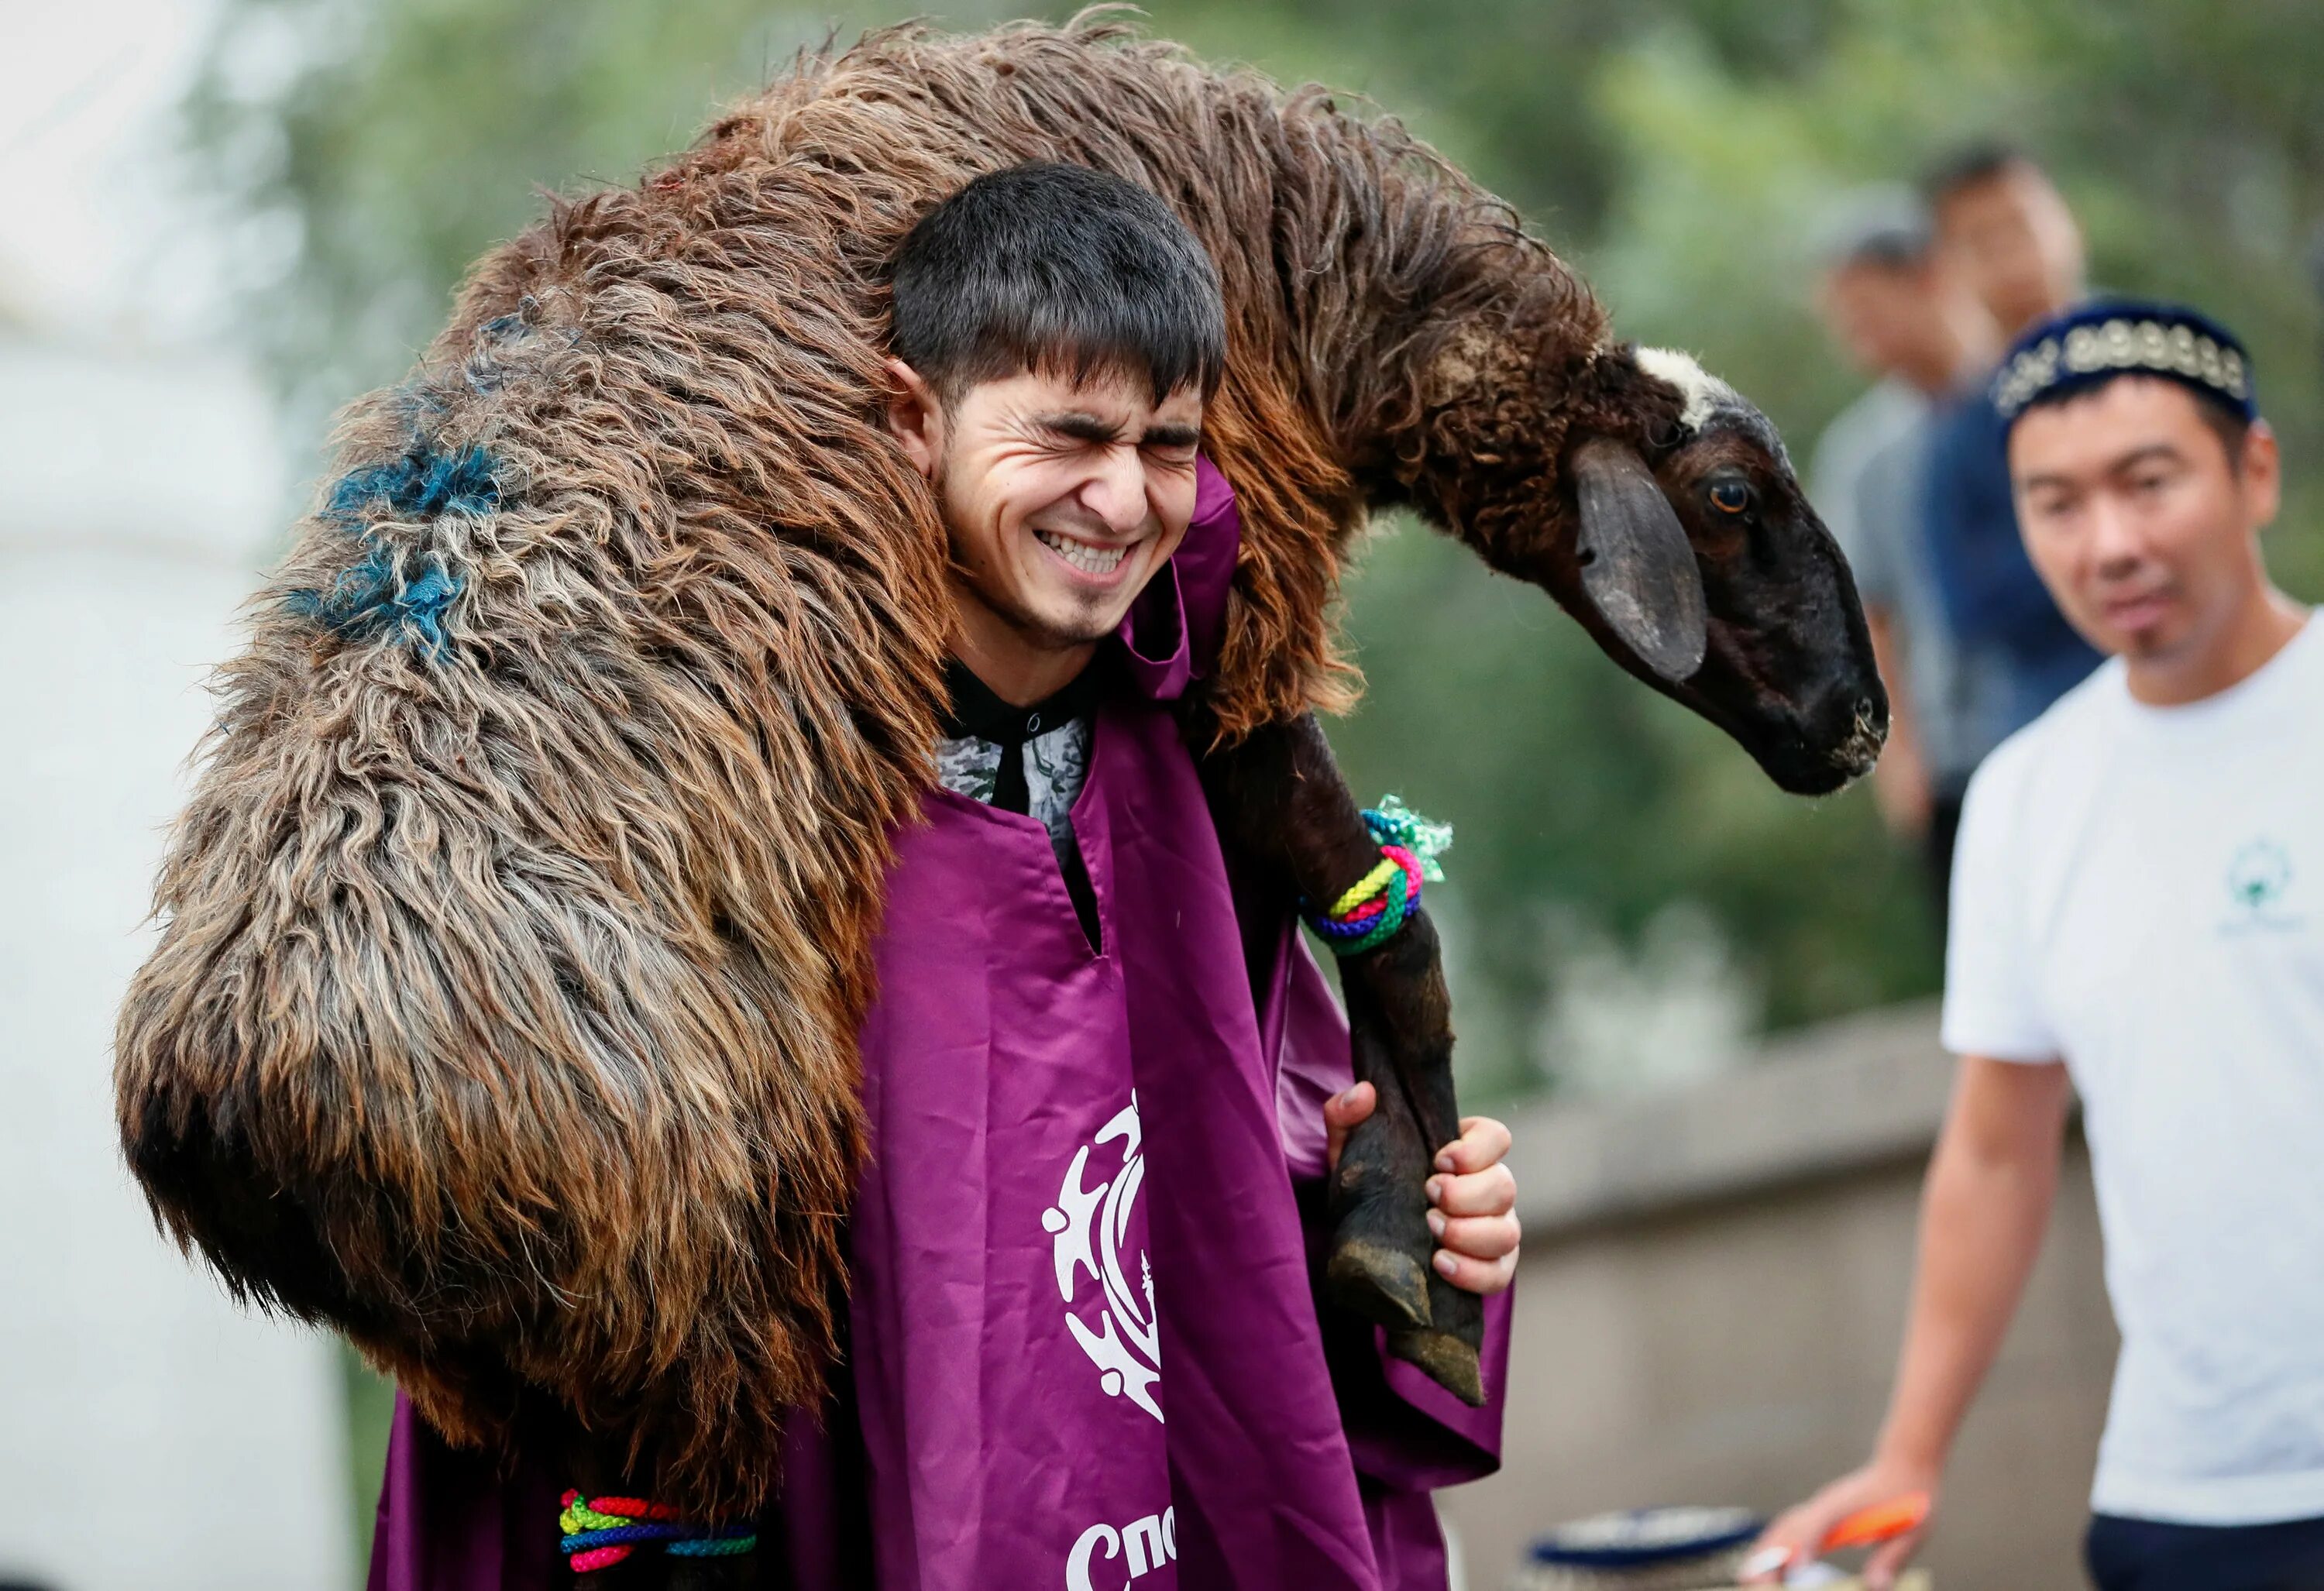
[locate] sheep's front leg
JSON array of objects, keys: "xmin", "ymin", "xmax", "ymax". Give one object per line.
[
  {"xmin": 1337, "ymin": 906, "xmax": 1488, "ymax": 1405},
  {"xmin": 1199, "ymin": 711, "xmax": 1487, "ymax": 1405}
]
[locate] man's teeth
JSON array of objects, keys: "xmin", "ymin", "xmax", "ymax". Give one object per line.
[{"xmin": 1036, "ymin": 531, "xmax": 1129, "ymax": 576}]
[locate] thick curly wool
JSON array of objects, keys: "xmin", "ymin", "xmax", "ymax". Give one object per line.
[{"xmin": 115, "ymin": 15, "xmax": 1657, "ymax": 1512}]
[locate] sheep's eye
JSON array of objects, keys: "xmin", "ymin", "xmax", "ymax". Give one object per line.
[{"xmin": 1708, "ymin": 480, "xmax": 1752, "ymax": 516}]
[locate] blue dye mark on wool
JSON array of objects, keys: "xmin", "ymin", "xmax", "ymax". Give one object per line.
[
  {"xmin": 287, "ymin": 431, "xmax": 496, "ymax": 659},
  {"xmin": 285, "ymin": 545, "xmax": 462, "ymax": 658},
  {"xmin": 326, "ymin": 438, "xmax": 500, "ymax": 524}
]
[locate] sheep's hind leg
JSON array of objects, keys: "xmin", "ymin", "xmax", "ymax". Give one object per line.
[
  {"xmin": 572, "ymin": 1549, "xmax": 754, "ymax": 1590},
  {"xmin": 564, "ymin": 1441, "xmax": 758, "ymax": 1591},
  {"xmin": 1197, "ymin": 712, "xmax": 1487, "ymax": 1404},
  {"xmin": 576, "ymin": 1558, "xmax": 753, "ymax": 1590}
]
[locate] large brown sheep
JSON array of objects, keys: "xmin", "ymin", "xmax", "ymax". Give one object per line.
[{"xmin": 114, "ymin": 13, "xmax": 1882, "ymax": 1519}]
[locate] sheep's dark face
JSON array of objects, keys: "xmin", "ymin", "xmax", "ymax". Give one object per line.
[{"xmin": 1555, "ymin": 349, "xmax": 1887, "ymax": 796}]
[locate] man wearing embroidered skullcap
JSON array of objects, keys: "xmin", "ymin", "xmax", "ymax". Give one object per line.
[{"xmin": 1752, "ymin": 301, "xmax": 2324, "ymax": 1590}]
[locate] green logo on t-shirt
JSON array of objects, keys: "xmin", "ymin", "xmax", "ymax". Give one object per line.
[{"xmin": 2224, "ymin": 839, "xmax": 2295, "ymax": 928}]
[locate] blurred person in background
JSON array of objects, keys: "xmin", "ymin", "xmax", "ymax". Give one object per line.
[
  {"xmin": 1927, "ymin": 143, "xmax": 2088, "ymax": 342},
  {"xmin": 1915, "ymin": 144, "xmax": 2104, "ymax": 761},
  {"xmin": 1811, "ymin": 191, "xmax": 2010, "ymax": 926},
  {"xmin": 1752, "ymin": 303, "xmax": 2324, "ymax": 1591}
]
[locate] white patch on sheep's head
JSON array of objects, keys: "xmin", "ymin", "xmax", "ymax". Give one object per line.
[
  {"xmin": 1634, "ymin": 347, "xmax": 1742, "ymax": 435},
  {"xmin": 1634, "ymin": 346, "xmax": 1790, "ymax": 469}
]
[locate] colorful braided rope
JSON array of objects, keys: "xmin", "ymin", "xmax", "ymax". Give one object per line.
[
  {"xmin": 1302, "ymin": 796, "xmax": 1452, "ymax": 958},
  {"xmin": 559, "ymin": 1490, "xmax": 758, "ymax": 1574}
]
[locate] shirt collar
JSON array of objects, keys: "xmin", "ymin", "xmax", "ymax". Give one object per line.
[{"xmin": 940, "ymin": 656, "xmax": 1105, "ymax": 744}]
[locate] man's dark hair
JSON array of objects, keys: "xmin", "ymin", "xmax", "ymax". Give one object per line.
[
  {"xmin": 2188, "ymin": 387, "xmax": 2254, "ymax": 470},
  {"xmin": 2021, "ymin": 378, "xmax": 2254, "ymax": 472},
  {"xmin": 890, "ymin": 161, "xmax": 1227, "ymax": 405},
  {"xmin": 1842, "ymin": 225, "xmax": 1934, "ymax": 274},
  {"xmin": 1922, "ymin": 140, "xmax": 2046, "ymax": 208}
]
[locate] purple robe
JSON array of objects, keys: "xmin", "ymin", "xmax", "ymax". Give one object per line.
[{"xmin": 368, "ymin": 462, "xmax": 1508, "ymax": 1591}]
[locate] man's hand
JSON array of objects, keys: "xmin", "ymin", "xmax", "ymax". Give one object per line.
[
  {"xmin": 1742, "ymin": 1458, "xmax": 1938, "ymax": 1589},
  {"xmin": 1324, "ymin": 1084, "xmax": 1521, "ymax": 1296}
]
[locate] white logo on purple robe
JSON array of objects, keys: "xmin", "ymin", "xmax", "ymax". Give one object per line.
[
  {"xmin": 1068, "ymin": 1507, "xmax": 1177, "ymax": 1589},
  {"xmin": 1040, "ymin": 1094, "xmax": 1163, "ymax": 1422}
]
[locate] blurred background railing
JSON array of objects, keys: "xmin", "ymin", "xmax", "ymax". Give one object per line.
[
  {"xmin": 1449, "ymin": 1002, "xmax": 2115, "ymax": 1586},
  {"xmin": 2, "ymin": 0, "xmax": 2318, "ymax": 1586}
]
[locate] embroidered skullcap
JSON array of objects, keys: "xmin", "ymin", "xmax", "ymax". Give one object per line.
[{"xmin": 1992, "ymin": 300, "xmax": 2257, "ymax": 430}]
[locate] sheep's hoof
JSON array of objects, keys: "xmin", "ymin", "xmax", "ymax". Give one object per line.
[
  {"xmin": 1387, "ymin": 1327, "xmax": 1487, "ymax": 1407},
  {"xmin": 1326, "ymin": 1237, "xmax": 1432, "ymax": 1332}
]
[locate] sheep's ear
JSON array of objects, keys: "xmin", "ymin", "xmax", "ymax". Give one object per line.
[{"xmin": 1569, "ymin": 438, "xmax": 1709, "ymax": 682}]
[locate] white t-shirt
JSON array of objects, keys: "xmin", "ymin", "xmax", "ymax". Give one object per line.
[{"xmin": 1943, "ymin": 613, "xmax": 2324, "ymax": 1525}]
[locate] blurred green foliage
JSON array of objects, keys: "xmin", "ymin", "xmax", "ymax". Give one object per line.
[{"xmin": 185, "ymin": 0, "xmax": 2324, "ymax": 1117}]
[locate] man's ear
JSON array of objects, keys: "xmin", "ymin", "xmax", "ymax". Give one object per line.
[
  {"xmin": 885, "ymin": 358, "xmax": 943, "ymax": 480},
  {"xmin": 2243, "ymin": 418, "xmax": 2281, "ymax": 531}
]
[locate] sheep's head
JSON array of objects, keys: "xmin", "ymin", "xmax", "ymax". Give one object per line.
[{"xmin": 1539, "ymin": 347, "xmax": 1887, "ymax": 796}]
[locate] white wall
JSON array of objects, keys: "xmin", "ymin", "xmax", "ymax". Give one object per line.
[{"xmin": 0, "ymin": 336, "xmax": 349, "ymax": 1591}]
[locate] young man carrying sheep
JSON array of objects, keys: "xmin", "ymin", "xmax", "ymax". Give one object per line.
[
  {"xmin": 123, "ymin": 25, "xmax": 1891, "ymax": 1586},
  {"xmin": 368, "ymin": 161, "xmax": 1518, "ymax": 1591},
  {"xmin": 1751, "ymin": 302, "xmax": 2324, "ymax": 1589}
]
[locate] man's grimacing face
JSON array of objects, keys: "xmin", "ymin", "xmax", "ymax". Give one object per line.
[
  {"xmin": 888, "ymin": 362, "xmax": 1203, "ymax": 653},
  {"xmin": 2010, "ymin": 376, "xmax": 2280, "ymax": 666}
]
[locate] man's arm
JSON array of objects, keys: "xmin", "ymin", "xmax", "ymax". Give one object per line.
[{"xmin": 1746, "ymin": 1054, "xmax": 2072, "ymax": 1588}]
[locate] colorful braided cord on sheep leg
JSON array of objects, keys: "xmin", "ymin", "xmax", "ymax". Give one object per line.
[
  {"xmin": 1301, "ymin": 796, "xmax": 1452, "ymax": 957},
  {"xmin": 559, "ymin": 1491, "xmax": 758, "ymax": 1574}
]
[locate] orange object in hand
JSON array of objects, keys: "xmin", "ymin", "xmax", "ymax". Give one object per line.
[
  {"xmin": 1735, "ymin": 1489, "xmax": 1934, "ymax": 1582},
  {"xmin": 1817, "ymin": 1490, "xmax": 1931, "ymax": 1554}
]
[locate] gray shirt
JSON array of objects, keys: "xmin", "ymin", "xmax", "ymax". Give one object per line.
[{"xmin": 1813, "ymin": 380, "xmax": 2016, "ymax": 794}]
